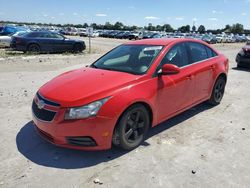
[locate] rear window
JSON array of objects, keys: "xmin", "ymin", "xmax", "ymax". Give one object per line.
[
  {"xmin": 205, "ymin": 46, "xmax": 217, "ymax": 58},
  {"xmin": 187, "ymin": 42, "xmax": 208, "ymax": 63}
]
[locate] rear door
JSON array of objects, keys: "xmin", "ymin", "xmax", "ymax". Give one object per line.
[{"xmin": 186, "ymin": 42, "xmax": 217, "ymax": 102}]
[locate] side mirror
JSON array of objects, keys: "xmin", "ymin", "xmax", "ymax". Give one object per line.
[{"xmin": 158, "ymin": 64, "xmax": 180, "ymax": 75}]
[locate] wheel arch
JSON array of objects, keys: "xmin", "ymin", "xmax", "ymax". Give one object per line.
[
  {"xmin": 26, "ymin": 42, "xmax": 40, "ymax": 51},
  {"xmin": 209, "ymin": 71, "xmax": 227, "ymax": 98},
  {"xmin": 111, "ymin": 100, "xmax": 154, "ymax": 146},
  {"xmin": 117, "ymin": 101, "xmax": 153, "ymax": 127},
  {"xmin": 216, "ymin": 72, "xmax": 227, "ymax": 83}
]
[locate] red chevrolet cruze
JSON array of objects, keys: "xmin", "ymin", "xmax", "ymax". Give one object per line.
[{"xmin": 32, "ymin": 38, "xmax": 228, "ymax": 150}]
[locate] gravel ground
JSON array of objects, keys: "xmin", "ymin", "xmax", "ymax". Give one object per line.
[{"xmin": 0, "ymin": 38, "xmax": 250, "ymax": 188}]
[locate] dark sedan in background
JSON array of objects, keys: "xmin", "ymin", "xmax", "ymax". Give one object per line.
[
  {"xmin": 10, "ymin": 31, "xmax": 86, "ymax": 53},
  {"xmin": 236, "ymin": 42, "xmax": 250, "ymax": 67}
]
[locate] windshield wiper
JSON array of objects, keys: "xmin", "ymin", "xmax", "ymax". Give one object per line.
[
  {"xmin": 100, "ymin": 67, "xmax": 138, "ymax": 75},
  {"xmin": 91, "ymin": 65, "xmax": 138, "ymax": 75},
  {"xmin": 90, "ymin": 64, "xmax": 99, "ymax": 69}
]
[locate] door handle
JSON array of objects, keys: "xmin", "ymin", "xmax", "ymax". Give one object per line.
[
  {"xmin": 210, "ymin": 65, "xmax": 215, "ymax": 70},
  {"xmin": 186, "ymin": 75, "xmax": 193, "ymax": 80}
]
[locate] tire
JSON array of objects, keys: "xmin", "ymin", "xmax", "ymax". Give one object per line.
[
  {"xmin": 113, "ymin": 104, "xmax": 150, "ymax": 150},
  {"xmin": 73, "ymin": 43, "xmax": 83, "ymax": 53},
  {"xmin": 208, "ymin": 77, "xmax": 226, "ymax": 105},
  {"xmin": 27, "ymin": 44, "xmax": 40, "ymax": 53}
]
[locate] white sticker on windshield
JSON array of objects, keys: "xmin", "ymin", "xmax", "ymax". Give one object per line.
[{"xmin": 143, "ymin": 46, "xmax": 163, "ymax": 51}]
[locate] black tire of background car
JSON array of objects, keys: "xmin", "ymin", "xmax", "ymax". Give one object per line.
[{"xmin": 27, "ymin": 44, "xmax": 40, "ymax": 53}]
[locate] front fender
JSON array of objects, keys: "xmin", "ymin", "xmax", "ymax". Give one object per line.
[{"xmin": 98, "ymin": 78, "xmax": 158, "ymax": 127}]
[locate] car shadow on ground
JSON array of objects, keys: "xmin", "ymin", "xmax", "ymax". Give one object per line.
[
  {"xmin": 232, "ymin": 66, "xmax": 250, "ymax": 72},
  {"xmin": 16, "ymin": 103, "xmax": 213, "ymax": 169}
]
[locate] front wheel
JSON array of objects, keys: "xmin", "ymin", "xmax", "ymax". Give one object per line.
[
  {"xmin": 28, "ymin": 44, "xmax": 40, "ymax": 53},
  {"xmin": 208, "ymin": 77, "xmax": 226, "ymax": 105},
  {"xmin": 113, "ymin": 104, "xmax": 150, "ymax": 150}
]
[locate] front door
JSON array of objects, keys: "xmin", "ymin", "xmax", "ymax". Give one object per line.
[{"xmin": 155, "ymin": 42, "xmax": 195, "ymax": 122}]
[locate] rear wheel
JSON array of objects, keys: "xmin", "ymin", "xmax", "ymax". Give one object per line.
[
  {"xmin": 28, "ymin": 44, "xmax": 40, "ymax": 53},
  {"xmin": 208, "ymin": 77, "xmax": 226, "ymax": 105},
  {"xmin": 113, "ymin": 104, "xmax": 150, "ymax": 150}
]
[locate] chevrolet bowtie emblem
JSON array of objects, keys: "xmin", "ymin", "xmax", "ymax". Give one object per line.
[{"xmin": 37, "ymin": 99, "xmax": 45, "ymax": 109}]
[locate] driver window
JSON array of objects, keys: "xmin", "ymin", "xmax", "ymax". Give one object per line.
[{"xmin": 161, "ymin": 43, "xmax": 189, "ymax": 67}]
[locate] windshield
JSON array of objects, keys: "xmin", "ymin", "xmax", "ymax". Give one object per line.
[
  {"xmin": 91, "ymin": 44, "xmax": 163, "ymax": 75},
  {"xmin": 12, "ymin": 31, "xmax": 28, "ymax": 36}
]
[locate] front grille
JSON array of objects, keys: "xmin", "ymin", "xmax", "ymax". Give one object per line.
[
  {"xmin": 36, "ymin": 126, "xmax": 54, "ymax": 143},
  {"xmin": 37, "ymin": 92, "xmax": 60, "ymax": 107},
  {"xmin": 32, "ymin": 100, "xmax": 56, "ymax": 122},
  {"xmin": 245, "ymin": 52, "xmax": 250, "ymax": 58},
  {"xmin": 66, "ymin": 136, "xmax": 97, "ymax": 147}
]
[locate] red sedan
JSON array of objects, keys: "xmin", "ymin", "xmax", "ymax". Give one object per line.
[{"xmin": 32, "ymin": 38, "xmax": 228, "ymax": 150}]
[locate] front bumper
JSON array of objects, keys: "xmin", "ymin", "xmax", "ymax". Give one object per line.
[
  {"xmin": 32, "ymin": 97, "xmax": 116, "ymax": 151},
  {"xmin": 236, "ymin": 54, "xmax": 250, "ymax": 67},
  {"xmin": 32, "ymin": 114, "xmax": 116, "ymax": 150}
]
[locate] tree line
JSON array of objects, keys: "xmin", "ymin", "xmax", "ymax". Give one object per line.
[{"xmin": 1, "ymin": 20, "xmax": 249, "ymax": 34}]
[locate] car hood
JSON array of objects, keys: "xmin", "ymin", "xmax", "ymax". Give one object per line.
[{"xmin": 39, "ymin": 67, "xmax": 141, "ymax": 107}]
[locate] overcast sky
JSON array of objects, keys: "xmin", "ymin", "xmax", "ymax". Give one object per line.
[{"xmin": 0, "ymin": 0, "xmax": 250, "ymax": 29}]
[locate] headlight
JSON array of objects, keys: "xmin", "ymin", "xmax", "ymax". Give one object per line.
[{"xmin": 64, "ymin": 97, "xmax": 110, "ymax": 120}]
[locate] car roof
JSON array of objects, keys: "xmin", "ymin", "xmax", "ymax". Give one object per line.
[{"xmin": 125, "ymin": 38, "xmax": 205, "ymax": 46}]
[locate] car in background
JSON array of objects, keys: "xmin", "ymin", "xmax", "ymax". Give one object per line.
[
  {"xmin": 117, "ymin": 31, "xmax": 132, "ymax": 39},
  {"xmin": 0, "ymin": 25, "xmax": 28, "ymax": 36},
  {"xmin": 236, "ymin": 41, "xmax": 250, "ymax": 67},
  {"xmin": 79, "ymin": 28, "xmax": 87, "ymax": 37},
  {"xmin": 80, "ymin": 30, "xmax": 99, "ymax": 37},
  {"xmin": 202, "ymin": 34, "xmax": 217, "ymax": 44},
  {"xmin": 32, "ymin": 38, "xmax": 228, "ymax": 151},
  {"xmin": 128, "ymin": 32, "xmax": 143, "ymax": 40},
  {"xmin": 215, "ymin": 34, "xmax": 227, "ymax": 43},
  {"xmin": 0, "ymin": 31, "xmax": 28, "ymax": 47},
  {"xmin": 92, "ymin": 31, "xmax": 99, "ymax": 37},
  {"xmin": 142, "ymin": 32, "xmax": 162, "ymax": 39},
  {"xmin": 10, "ymin": 31, "xmax": 86, "ymax": 53},
  {"xmin": 115, "ymin": 31, "xmax": 126, "ymax": 39}
]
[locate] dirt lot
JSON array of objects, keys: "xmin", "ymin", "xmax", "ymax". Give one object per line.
[{"xmin": 0, "ymin": 38, "xmax": 250, "ymax": 188}]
